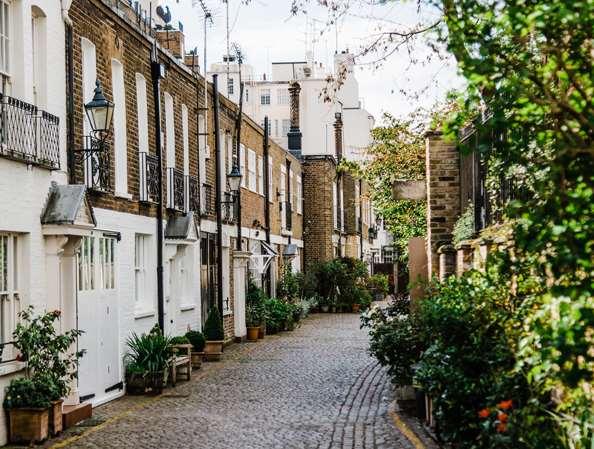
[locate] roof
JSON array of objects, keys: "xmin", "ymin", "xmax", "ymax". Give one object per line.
[{"xmin": 41, "ymin": 182, "xmax": 96, "ymax": 226}]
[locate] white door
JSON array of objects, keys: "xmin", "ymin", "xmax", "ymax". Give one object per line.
[{"xmin": 77, "ymin": 234, "xmax": 121, "ymax": 405}]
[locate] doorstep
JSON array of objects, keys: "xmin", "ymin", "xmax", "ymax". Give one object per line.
[{"xmin": 62, "ymin": 403, "xmax": 92, "ymax": 429}]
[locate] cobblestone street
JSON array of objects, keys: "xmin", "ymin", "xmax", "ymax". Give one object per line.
[{"xmin": 52, "ymin": 313, "xmax": 413, "ymax": 449}]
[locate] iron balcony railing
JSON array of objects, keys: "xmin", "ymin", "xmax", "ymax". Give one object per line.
[
  {"xmin": 79, "ymin": 135, "xmax": 111, "ymax": 192},
  {"xmin": 139, "ymin": 152, "xmax": 159, "ymax": 202},
  {"xmin": 0, "ymin": 93, "xmax": 60, "ymax": 169},
  {"xmin": 167, "ymin": 167, "xmax": 185, "ymax": 211},
  {"xmin": 201, "ymin": 183, "xmax": 214, "ymax": 216},
  {"xmin": 188, "ymin": 175, "xmax": 200, "ymax": 213},
  {"xmin": 285, "ymin": 201, "xmax": 292, "ymax": 231}
]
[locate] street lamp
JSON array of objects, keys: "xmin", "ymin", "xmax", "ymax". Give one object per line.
[
  {"xmin": 227, "ymin": 164, "xmax": 242, "ymax": 193},
  {"xmin": 85, "ymin": 80, "xmax": 114, "ymax": 142}
]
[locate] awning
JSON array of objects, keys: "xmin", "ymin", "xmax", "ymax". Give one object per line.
[
  {"xmin": 165, "ymin": 212, "xmax": 198, "ymax": 241},
  {"xmin": 249, "ymin": 241, "xmax": 277, "ymax": 275},
  {"xmin": 41, "ymin": 182, "xmax": 96, "ymax": 236}
]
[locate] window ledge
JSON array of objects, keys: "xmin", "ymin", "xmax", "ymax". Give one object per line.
[
  {"xmin": 115, "ymin": 191, "xmax": 133, "ymax": 200},
  {"xmin": 222, "ymin": 309, "xmax": 232, "ymax": 317},
  {"xmin": 179, "ymin": 304, "xmax": 195, "ymax": 312},
  {"xmin": 134, "ymin": 309, "xmax": 155, "ymax": 320},
  {"xmin": 0, "ymin": 361, "xmax": 26, "ymax": 377}
]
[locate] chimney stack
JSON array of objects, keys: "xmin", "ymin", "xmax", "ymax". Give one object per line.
[
  {"xmin": 287, "ymin": 81, "xmax": 302, "ymax": 159},
  {"xmin": 334, "ymin": 112, "xmax": 343, "ymax": 161}
]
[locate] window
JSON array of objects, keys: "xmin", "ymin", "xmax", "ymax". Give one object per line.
[
  {"xmin": 296, "ymin": 175, "xmax": 302, "ymax": 214},
  {"xmin": 248, "ymin": 149, "xmax": 257, "ymax": 191},
  {"xmin": 274, "ymin": 119, "xmax": 279, "ymax": 137},
  {"xmin": 135, "ymin": 74, "xmax": 149, "ymax": 154},
  {"xmin": 81, "ymin": 38, "xmax": 97, "ymax": 138},
  {"xmin": 277, "ymin": 88, "xmax": 289, "ymax": 104},
  {"xmin": 260, "ymin": 120, "xmax": 271, "ymax": 136},
  {"xmin": 31, "ymin": 6, "xmax": 47, "ymax": 107},
  {"xmin": 268, "ymin": 155, "xmax": 273, "ymax": 203},
  {"xmin": 289, "ymin": 169, "xmax": 294, "ymax": 206},
  {"xmin": 164, "ymin": 92, "xmax": 175, "ymax": 168},
  {"xmin": 112, "ymin": 59, "xmax": 128, "ymax": 195},
  {"xmin": 182, "ymin": 104, "xmax": 189, "ymax": 176},
  {"xmin": 282, "ymin": 119, "xmax": 290, "ymax": 136},
  {"xmin": 239, "ymin": 144, "xmax": 246, "ymax": 188},
  {"xmin": 260, "ymin": 89, "xmax": 271, "ymax": 105},
  {"xmin": 0, "ymin": 0, "xmax": 10, "ymax": 76},
  {"xmin": 383, "ymin": 248, "xmax": 394, "ymax": 264},
  {"xmin": 245, "ymin": 88, "xmax": 249, "ymax": 103},
  {"xmin": 227, "ymin": 134, "xmax": 234, "ymax": 174},
  {"xmin": 134, "ymin": 234, "xmax": 151, "ymax": 311},
  {"xmin": 227, "ymin": 77, "xmax": 234, "ymax": 96},
  {"xmin": 78, "ymin": 236, "xmax": 95, "ymax": 291},
  {"xmin": 198, "ymin": 114, "xmax": 209, "ymax": 158},
  {"xmin": 280, "ymin": 165, "xmax": 287, "ymax": 229},
  {"xmin": 333, "ymin": 181, "xmax": 338, "ymax": 229},
  {"xmin": 257, "ymin": 155, "xmax": 264, "ymax": 195},
  {"xmin": 0, "ymin": 233, "xmax": 19, "ymax": 348},
  {"xmin": 99, "ymin": 237, "xmax": 116, "ymax": 290}
]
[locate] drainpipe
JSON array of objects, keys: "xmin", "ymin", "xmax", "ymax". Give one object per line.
[
  {"xmin": 235, "ymin": 81, "xmax": 244, "ymax": 251},
  {"xmin": 65, "ymin": 21, "xmax": 75, "ymax": 184},
  {"xmin": 359, "ymin": 179, "xmax": 363, "ymax": 260},
  {"xmin": 263, "ymin": 116, "xmax": 271, "ymax": 296},
  {"xmin": 334, "ymin": 113, "xmax": 343, "ymax": 257},
  {"xmin": 150, "ymin": 50, "xmax": 165, "ymax": 331},
  {"xmin": 213, "ymin": 75, "xmax": 225, "ymax": 319}
]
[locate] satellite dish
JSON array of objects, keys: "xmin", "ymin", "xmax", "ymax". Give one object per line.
[{"xmin": 156, "ymin": 5, "xmax": 171, "ymax": 24}]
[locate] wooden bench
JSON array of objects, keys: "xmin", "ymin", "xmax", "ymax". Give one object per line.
[{"xmin": 169, "ymin": 344, "xmax": 192, "ymax": 386}]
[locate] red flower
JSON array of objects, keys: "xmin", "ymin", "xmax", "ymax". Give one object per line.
[
  {"xmin": 478, "ymin": 408, "xmax": 490, "ymax": 419},
  {"xmin": 497, "ymin": 399, "xmax": 513, "ymax": 410},
  {"xmin": 496, "ymin": 422, "xmax": 508, "ymax": 433},
  {"xmin": 497, "ymin": 412, "xmax": 509, "ymax": 423}
]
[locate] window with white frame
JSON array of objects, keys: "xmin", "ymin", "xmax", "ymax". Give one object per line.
[
  {"xmin": 112, "ymin": 59, "xmax": 128, "ymax": 195},
  {"xmin": 198, "ymin": 114, "xmax": 209, "ymax": 159},
  {"xmin": 78, "ymin": 236, "xmax": 95, "ymax": 291},
  {"xmin": 0, "ymin": 233, "xmax": 19, "ymax": 348},
  {"xmin": 164, "ymin": 92, "xmax": 175, "ymax": 168},
  {"xmin": 135, "ymin": 74, "xmax": 149, "ymax": 154},
  {"xmin": 239, "ymin": 144, "xmax": 246, "ymax": 188},
  {"xmin": 248, "ymin": 149, "xmax": 257, "ymax": 191},
  {"xmin": 280, "ymin": 165, "xmax": 287, "ymax": 229},
  {"xmin": 245, "ymin": 88, "xmax": 249, "ymax": 103},
  {"xmin": 134, "ymin": 234, "xmax": 151, "ymax": 312},
  {"xmin": 0, "ymin": 0, "xmax": 10, "ymax": 77},
  {"xmin": 268, "ymin": 155, "xmax": 273, "ymax": 203},
  {"xmin": 333, "ymin": 181, "xmax": 338, "ymax": 229},
  {"xmin": 289, "ymin": 169, "xmax": 294, "ymax": 206},
  {"xmin": 182, "ymin": 104, "xmax": 189, "ymax": 176},
  {"xmin": 296, "ymin": 175, "xmax": 302, "ymax": 214},
  {"xmin": 274, "ymin": 119, "xmax": 279, "ymax": 137},
  {"xmin": 227, "ymin": 77, "xmax": 234, "ymax": 96},
  {"xmin": 31, "ymin": 6, "xmax": 47, "ymax": 107},
  {"xmin": 257, "ymin": 155, "xmax": 264, "ymax": 195},
  {"xmin": 226, "ymin": 134, "xmax": 234, "ymax": 173},
  {"xmin": 99, "ymin": 237, "xmax": 116, "ymax": 290},
  {"xmin": 277, "ymin": 88, "xmax": 289, "ymax": 105},
  {"xmin": 281, "ymin": 119, "xmax": 290, "ymax": 136},
  {"xmin": 260, "ymin": 88, "xmax": 271, "ymax": 105}
]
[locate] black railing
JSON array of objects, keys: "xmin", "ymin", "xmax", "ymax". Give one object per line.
[
  {"xmin": 222, "ymin": 192, "xmax": 239, "ymax": 223},
  {"xmin": 0, "ymin": 340, "xmax": 19, "ymax": 364},
  {"xmin": 0, "ymin": 94, "xmax": 60, "ymax": 169},
  {"xmin": 201, "ymin": 183, "xmax": 214, "ymax": 216},
  {"xmin": 167, "ymin": 167, "xmax": 185, "ymax": 211},
  {"xmin": 76, "ymin": 136, "xmax": 111, "ymax": 192},
  {"xmin": 188, "ymin": 175, "xmax": 200, "ymax": 212},
  {"xmin": 285, "ymin": 201, "xmax": 292, "ymax": 231},
  {"xmin": 139, "ymin": 152, "xmax": 159, "ymax": 202}
]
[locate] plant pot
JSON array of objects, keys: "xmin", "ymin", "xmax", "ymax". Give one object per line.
[
  {"xmin": 191, "ymin": 351, "xmax": 204, "ymax": 369},
  {"xmin": 49, "ymin": 399, "xmax": 63, "ymax": 436},
  {"xmin": 204, "ymin": 340, "xmax": 223, "ymax": 361},
  {"xmin": 352, "ymin": 303, "xmax": 361, "ymax": 313},
  {"xmin": 147, "ymin": 370, "xmax": 166, "ymax": 394},
  {"xmin": 246, "ymin": 327, "xmax": 260, "ymax": 342},
  {"xmin": 321, "ymin": 305, "xmax": 330, "ymax": 313},
  {"xmin": 331, "ymin": 306, "xmax": 337, "ymax": 313},
  {"xmin": 126, "ymin": 372, "xmax": 147, "ymax": 395},
  {"xmin": 258, "ymin": 325, "xmax": 265, "ymax": 339},
  {"xmin": 9, "ymin": 408, "xmax": 49, "ymax": 444}
]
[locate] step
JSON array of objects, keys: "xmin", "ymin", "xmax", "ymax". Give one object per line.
[{"xmin": 62, "ymin": 403, "xmax": 92, "ymax": 429}]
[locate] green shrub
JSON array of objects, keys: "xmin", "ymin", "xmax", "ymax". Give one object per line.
[
  {"xmin": 125, "ymin": 324, "xmax": 173, "ymax": 374},
  {"xmin": 3, "ymin": 378, "xmax": 53, "ymax": 410},
  {"xmin": 311, "ymin": 257, "xmax": 371, "ymax": 306},
  {"xmin": 367, "ymin": 274, "xmax": 389, "ymax": 296},
  {"xmin": 263, "ymin": 298, "xmax": 292, "ymax": 334},
  {"xmin": 185, "ymin": 330, "xmax": 206, "ymax": 352},
  {"xmin": 452, "ymin": 201, "xmax": 475, "ymax": 245},
  {"xmin": 203, "ymin": 307, "xmax": 224, "ymax": 341},
  {"xmin": 246, "ymin": 303, "xmax": 262, "ymax": 327},
  {"xmin": 170, "ymin": 335, "xmax": 190, "ymax": 345},
  {"xmin": 277, "ymin": 265, "xmax": 302, "ymax": 301}
]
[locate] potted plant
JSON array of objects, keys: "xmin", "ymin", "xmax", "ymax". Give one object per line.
[
  {"xmin": 124, "ymin": 360, "xmax": 147, "ymax": 395},
  {"xmin": 125, "ymin": 325, "xmax": 173, "ymax": 394},
  {"xmin": 4, "ymin": 378, "xmax": 52, "ymax": 444},
  {"xmin": 185, "ymin": 330, "xmax": 206, "ymax": 368},
  {"xmin": 246, "ymin": 304, "xmax": 261, "ymax": 341},
  {"xmin": 203, "ymin": 308, "xmax": 224, "ymax": 361}
]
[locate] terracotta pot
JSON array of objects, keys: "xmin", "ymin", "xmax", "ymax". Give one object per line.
[
  {"xmin": 204, "ymin": 340, "xmax": 223, "ymax": 361},
  {"xmin": 321, "ymin": 305, "xmax": 330, "ymax": 313},
  {"xmin": 9, "ymin": 408, "xmax": 49, "ymax": 444},
  {"xmin": 191, "ymin": 351, "xmax": 204, "ymax": 369},
  {"xmin": 246, "ymin": 327, "xmax": 260, "ymax": 341},
  {"xmin": 49, "ymin": 399, "xmax": 63, "ymax": 436},
  {"xmin": 352, "ymin": 303, "xmax": 361, "ymax": 313},
  {"xmin": 258, "ymin": 325, "xmax": 265, "ymax": 339}
]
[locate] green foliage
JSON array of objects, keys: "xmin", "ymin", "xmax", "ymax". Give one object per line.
[
  {"xmin": 263, "ymin": 298, "xmax": 293, "ymax": 334},
  {"xmin": 185, "ymin": 330, "xmax": 206, "ymax": 352},
  {"xmin": 169, "ymin": 335, "xmax": 190, "ymax": 345},
  {"xmin": 277, "ymin": 265, "xmax": 303, "ymax": 301},
  {"xmin": 452, "ymin": 201, "xmax": 475, "ymax": 245},
  {"xmin": 3, "ymin": 378, "xmax": 52, "ymax": 410},
  {"xmin": 246, "ymin": 278, "xmax": 266, "ymax": 327},
  {"xmin": 13, "ymin": 306, "xmax": 83, "ymax": 399},
  {"xmin": 125, "ymin": 325, "xmax": 173, "ymax": 374},
  {"xmin": 366, "ymin": 274, "xmax": 390, "ymax": 296},
  {"xmin": 203, "ymin": 307, "xmax": 224, "ymax": 341},
  {"xmin": 310, "ymin": 257, "xmax": 371, "ymax": 307}
]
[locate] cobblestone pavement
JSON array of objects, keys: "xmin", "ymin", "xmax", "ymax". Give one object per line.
[{"xmin": 54, "ymin": 313, "xmax": 413, "ymax": 449}]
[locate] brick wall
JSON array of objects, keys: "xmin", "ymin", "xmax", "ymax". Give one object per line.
[{"xmin": 425, "ymin": 131, "xmax": 461, "ymax": 275}]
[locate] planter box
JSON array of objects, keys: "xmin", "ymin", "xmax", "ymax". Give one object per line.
[
  {"xmin": 49, "ymin": 399, "xmax": 63, "ymax": 436},
  {"xmin": 204, "ymin": 341, "xmax": 223, "ymax": 361},
  {"xmin": 191, "ymin": 351, "xmax": 204, "ymax": 368},
  {"xmin": 126, "ymin": 373, "xmax": 147, "ymax": 395},
  {"xmin": 246, "ymin": 327, "xmax": 259, "ymax": 341},
  {"xmin": 9, "ymin": 408, "xmax": 49, "ymax": 444}
]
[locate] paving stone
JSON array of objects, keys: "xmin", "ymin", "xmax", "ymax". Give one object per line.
[{"xmin": 52, "ymin": 313, "xmax": 412, "ymax": 449}]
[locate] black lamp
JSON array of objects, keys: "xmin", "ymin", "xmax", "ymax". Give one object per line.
[
  {"xmin": 227, "ymin": 164, "xmax": 242, "ymax": 193},
  {"xmin": 85, "ymin": 80, "xmax": 114, "ymax": 138}
]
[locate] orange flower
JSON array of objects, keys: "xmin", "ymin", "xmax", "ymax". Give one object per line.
[
  {"xmin": 478, "ymin": 408, "xmax": 490, "ymax": 419},
  {"xmin": 497, "ymin": 399, "xmax": 513, "ymax": 410},
  {"xmin": 497, "ymin": 412, "xmax": 509, "ymax": 423},
  {"xmin": 496, "ymin": 422, "xmax": 508, "ymax": 433}
]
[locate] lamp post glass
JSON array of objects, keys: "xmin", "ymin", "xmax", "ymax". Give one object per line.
[
  {"xmin": 227, "ymin": 165, "xmax": 242, "ymax": 193},
  {"xmin": 85, "ymin": 80, "xmax": 115, "ymax": 137}
]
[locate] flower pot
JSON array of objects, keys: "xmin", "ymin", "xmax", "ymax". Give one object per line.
[
  {"xmin": 258, "ymin": 325, "xmax": 265, "ymax": 339},
  {"xmin": 49, "ymin": 399, "xmax": 63, "ymax": 436},
  {"xmin": 147, "ymin": 370, "xmax": 166, "ymax": 394},
  {"xmin": 352, "ymin": 303, "xmax": 361, "ymax": 313},
  {"xmin": 321, "ymin": 305, "xmax": 330, "ymax": 313},
  {"xmin": 204, "ymin": 340, "xmax": 223, "ymax": 361},
  {"xmin": 126, "ymin": 372, "xmax": 147, "ymax": 395},
  {"xmin": 331, "ymin": 306, "xmax": 337, "ymax": 313},
  {"xmin": 9, "ymin": 408, "xmax": 49, "ymax": 444},
  {"xmin": 246, "ymin": 327, "xmax": 260, "ymax": 342},
  {"xmin": 191, "ymin": 351, "xmax": 204, "ymax": 369}
]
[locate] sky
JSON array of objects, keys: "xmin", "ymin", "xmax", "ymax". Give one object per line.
[{"xmin": 163, "ymin": 0, "xmax": 463, "ymax": 124}]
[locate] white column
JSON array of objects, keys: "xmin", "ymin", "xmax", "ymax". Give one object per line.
[{"xmin": 232, "ymin": 251, "xmax": 251, "ymax": 339}]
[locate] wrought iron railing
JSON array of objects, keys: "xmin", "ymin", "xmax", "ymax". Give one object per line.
[
  {"xmin": 0, "ymin": 341, "xmax": 19, "ymax": 364},
  {"xmin": 0, "ymin": 93, "xmax": 60, "ymax": 169},
  {"xmin": 201, "ymin": 183, "xmax": 214, "ymax": 216},
  {"xmin": 222, "ymin": 192, "xmax": 239, "ymax": 223},
  {"xmin": 167, "ymin": 167, "xmax": 185, "ymax": 211},
  {"xmin": 75, "ymin": 136, "xmax": 111, "ymax": 192},
  {"xmin": 139, "ymin": 152, "xmax": 159, "ymax": 202},
  {"xmin": 188, "ymin": 175, "xmax": 200, "ymax": 213}
]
